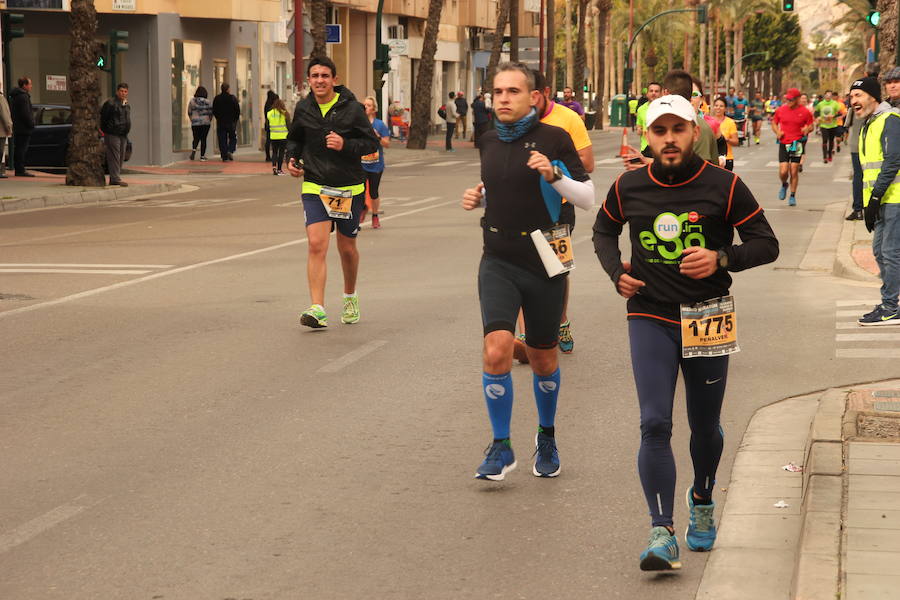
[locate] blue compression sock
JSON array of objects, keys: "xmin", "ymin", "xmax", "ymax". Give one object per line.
[
  {"xmin": 482, "ymin": 372, "xmax": 514, "ymax": 440},
  {"xmin": 533, "ymin": 368, "xmax": 561, "ymax": 428}
]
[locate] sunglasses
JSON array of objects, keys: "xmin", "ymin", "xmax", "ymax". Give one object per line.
[{"xmin": 691, "ymin": 91, "xmax": 702, "ymax": 98}]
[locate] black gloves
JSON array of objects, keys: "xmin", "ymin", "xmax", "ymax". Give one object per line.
[{"xmin": 865, "ymin": 195, "xmax": 882, "ymax": 233}]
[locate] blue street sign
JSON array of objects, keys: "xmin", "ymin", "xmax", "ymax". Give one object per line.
[{"xmin": 325, "ymin": 24, "xmax": 341, "ymax": 44}]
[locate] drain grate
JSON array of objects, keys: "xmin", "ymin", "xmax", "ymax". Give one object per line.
[
  {"xmin": 873, "ymin": 390, "xmax": 900, "ymax": 398},
  {"xmin": 873, "ymin": 401, "xmax": 900, "ymax": 412}
]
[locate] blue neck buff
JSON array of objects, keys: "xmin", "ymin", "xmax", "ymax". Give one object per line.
[{"xmin": 495, "ymin": 108, "xmax": 539, "ymax": 142}]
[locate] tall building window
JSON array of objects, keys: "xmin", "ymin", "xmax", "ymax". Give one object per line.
[{"xmin": 171, "ymin": 40, "xmax": 202, "ymax": 151}]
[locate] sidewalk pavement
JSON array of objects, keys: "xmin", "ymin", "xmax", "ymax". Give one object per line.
[{"xmin": 697, "ymin": 199, "xmax": 899, "ymax": 599}]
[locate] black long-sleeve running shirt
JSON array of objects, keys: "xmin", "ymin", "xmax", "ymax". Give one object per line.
[{"xmin": 592, "ymin": 153, "xmax": 779, "ymax": 324}]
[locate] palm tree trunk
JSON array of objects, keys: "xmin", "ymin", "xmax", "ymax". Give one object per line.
[
  {"xmin": 596, "ymin": 0, "xmax": 609, "ymax": 128},
  {"xmin": 66, "ymin": 0, "xmax": 105, "ymax": 187},
  {"xmin": 684, "ymin": 0, "xmax": 696, "ymax": 73},
  {"xmin": 565, "ymin": 0, "xmax": 574, "ymax": 89},
  {"xmin": 574, "ymin": 0, "xmax": 588, "ymax": 93},
  {"xmin": 699, "ymin": 21, "xmax": 706, "ymax": 86},
  {"xmin": 486, "ymin": 0, "xmax": 510, "ymax": 90},
  {"xmin": 734, "ymin": 19, "xmax": 745, "ymax": 91},
  {"xmin": 510, "ymin": 0, "xmax": 519, "ymax": 62},
  {"xmin": 546, "ymin": 0, "xmax": 556, "ymax": 89},
  {"xmin": 877, "ymin": 0, "xmax": 897, "ymax": 69},
  {"xmin": 310, "ymin": 0, "xmax": 328, "ymax": 59},
  {"xmin": 406, "ymin": 0, "xmax": 443, "ymax": 149},
  {"xmin": 724, "ymin": 25, "xmax": 732, "ymax": 90}
]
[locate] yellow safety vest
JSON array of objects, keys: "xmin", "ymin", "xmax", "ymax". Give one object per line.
[
  {"xmin": 860, "ymin": 111, "xmax": 900, "ymax": 207},
  {"xmin": 267, "ymin": 109, "xmax": 288, "ymax": 140}
]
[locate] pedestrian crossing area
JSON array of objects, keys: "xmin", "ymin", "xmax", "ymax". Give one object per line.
[
  {"xmin": 834, "ymin": 300, "xmax": 900, "ymax": 358},
  {"xmin": 0, "ymin": 263, "xmax": 173, "ymax": 275}
]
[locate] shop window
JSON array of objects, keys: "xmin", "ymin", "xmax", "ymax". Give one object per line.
[
  {"xmin": 236, "ymin": 47, "xmax": 253, "ymax": 147},
  {"xmin": 171, "ymin": 40, "xmax": 202, "ymax": 152}
]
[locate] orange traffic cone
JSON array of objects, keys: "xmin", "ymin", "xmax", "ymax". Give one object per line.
[{"xmin": 618, "ymin": 128, "xmax": 629, "ymax": 157}]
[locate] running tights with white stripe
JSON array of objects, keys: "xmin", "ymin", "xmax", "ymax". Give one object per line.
[{"xmin": 629, "ymin": 318, "xmax": 728, "ymax": 528}]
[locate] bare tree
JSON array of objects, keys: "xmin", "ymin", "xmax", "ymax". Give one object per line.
[
  {"xmin": 406, "ymin": 0, "xmax": 443, "ymax": 149},
  {"xmin": 66, "ymin": 0, "xmax": 104, "ymax": 187},
  {"xmin": 486, "ymin": 0, "xmax": 511, "ymax": 88},
  {"xmin": 310, "ymin": 0, "xmax": 328, "ymax": 59}
]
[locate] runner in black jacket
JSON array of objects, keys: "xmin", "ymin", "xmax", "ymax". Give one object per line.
[
  {"xmin": 592, "ymin": 95, "xmax": 778, "ymax": 572},
  {"xmin": 286, "ymin": 56, "xmax": 379, "ymax": 329}
]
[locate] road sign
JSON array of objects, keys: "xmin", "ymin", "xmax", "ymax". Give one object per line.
[{"xmin": 326, "ymin": 24, "xmax": 341, "ymax": 44}]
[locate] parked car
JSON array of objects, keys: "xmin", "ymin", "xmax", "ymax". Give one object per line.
[{"xmin": 27, "ymin": 104, "xmax": 72, "ymax": 168}]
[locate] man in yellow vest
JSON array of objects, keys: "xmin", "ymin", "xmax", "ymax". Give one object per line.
[{"xmin": 849, "ymin": 77, "xmax": 900, "ymax": 325}]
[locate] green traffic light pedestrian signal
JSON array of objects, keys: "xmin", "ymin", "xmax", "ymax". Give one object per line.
[
  {"xmin": 866, "ymin": 11, "xmax": 881, "ymax": 26},
  {"xmin": 781, "ymin": 0, "xmax": 794, "ymax": 11},
  {"xmin": 97, "ymin": 55, "xmax": 106, "ymax": 69}
]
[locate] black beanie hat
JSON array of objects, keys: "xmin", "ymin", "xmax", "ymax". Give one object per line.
[{"xmin": 850, "ymin": 77, "xmax": 882, "ymax": 103}]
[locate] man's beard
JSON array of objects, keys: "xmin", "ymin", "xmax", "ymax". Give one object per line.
[{"xmin": 654, "ymin": 144, "xmax": 695, "ymax": 177}]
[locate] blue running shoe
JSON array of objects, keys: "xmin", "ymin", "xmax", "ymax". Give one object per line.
[
  {"xmin": 788, "ymin": 195, "xmax": 796, "ymax": 207},
  {"xmin": 685, "ymin": 487, "xmax": 717, "ymax": 552},
  {"xmin": 639, "ymin": 526, "xmax": 682, "ymax": 571},
  {"xmin": 475, "ymin": 440, "xmax": 516, "ymax": 481},
  {"xmin": 778, "ymin": 184, "xmax": 787, "ymax": 201},
  {"xmin": 533, "ymin": 431, "xmax": 560, "ymax": 477}
]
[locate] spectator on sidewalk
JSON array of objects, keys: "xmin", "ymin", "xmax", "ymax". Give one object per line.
[
  {"xmin": 472, "ymin": 92, "xmax": 491, "ymax": 148},
  {"xmin": 263, "ymin": 90, "xmax": 278, "ymax": 162},
  {"xmin": 212, "ymin": 83, "xmax": 241, "ymax": 161},
  {"xmin": 100, "ymin": 82, "xmax": 131, "ymax": 187},
  {"xmin": 445, "ymin": 91, "xmax": 458, "ymax": 152},
  {"xmin": 187, "ymin": 86, "xmax": 212, "ymax": 161},
  {"xmin": 883, "ymin": 66, "xmax": 900, "ymax": 109},
  {"xmin": 0, "ymin": 91, "xmax": 12, "ymax": 178},
  {"xmin": 454, "ymin": 91, "xmax": 468, "ymax": 140},
  {"xmin": 9, "ymin": 76, "xmax": 34, "ymax": 177},
  {"xmin": 851, "ymin": 77, "xmax": 900, "ymax": 326}
]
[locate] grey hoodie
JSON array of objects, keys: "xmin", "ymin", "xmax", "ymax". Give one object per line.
[{"xmin": 861, "ymin": 101, "xmax": 900, "ymax": 199}]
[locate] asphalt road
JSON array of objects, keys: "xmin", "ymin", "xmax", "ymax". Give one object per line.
[{"xmin": 2, "ymin": 127, "xmax": 897, "ymax": 599}]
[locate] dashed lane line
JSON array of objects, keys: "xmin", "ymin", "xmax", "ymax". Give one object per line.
[
  {"xmin": 0, "ymin": 495, "xmax": 105, "ymax": 554},
  {"xmin": 317, "ymin": 340, "xmax": 388, "ymax": 373}
]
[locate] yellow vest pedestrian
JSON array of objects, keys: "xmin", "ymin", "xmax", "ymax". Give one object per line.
[{"xmin": 860, "ymin": 111, "xmax": 900, "ymax": 207}]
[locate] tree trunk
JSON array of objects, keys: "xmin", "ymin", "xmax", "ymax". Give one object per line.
[
  {"xmin": 877, "ymin": 0, "xmax": 897, "ymax": 70},
  {"xmin": 406, "ymin": 0, "xmax": 443, "ymax": 149},
  {"xmin": 734, "ymin": 19, "xmax": 745, "ymax": 91},
  {"xmin": 634, "ymin": 35, "xmax": 642, "ymax": 97},
  {"xmin": 699, "ymin": 22, "xmax": 706, "ymax": 86},
  {"xmin": 565, "ymin": 0, "xmax": 574, "ymax": 89},
  {"xmin": 510, "ymin": 0, "xmax": 519, "ymax": 62},
  {"xmin": 596, "ymin": 1, "xmax": 609, "ymax": 128},
  {"xmin": 546, "ymin": 0, "xmax": 556, "ymax": 89},
  {"xmin": 724, "ymin": 25, "xmax": 732, "ymax": 90},
  {"xmin": 66, "ymin": 0, "xmax": 105, "ymax": 187},
  {"xmin": 310, "ymin": 0, "xmax": 328, "ymax": 59},
  {"xmin": 486, "ymin": 0, "xmax": 510, "ymax": 90},
  {"xmin": 707, "ymin": 15, "xmax": 715, "ymax": 93},
  {"xmin": 684, "ymin": 0, "xmax": 697, "ymax": 73},
  {"xmin": 574, "ymin": 0, "xmax": 588, "ymax": 93}
]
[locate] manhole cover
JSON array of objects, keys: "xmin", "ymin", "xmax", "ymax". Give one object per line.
[
  {"xmin": 873, "ymin": 390, "xmax": 900, "ymax": 398},
  {"xmin": 0, "ymin": 293, "xmax": 35, "ymax": 301},
  {"xmin": 874, "ymin": 402, "xmax": 900, "ymax": 412}
]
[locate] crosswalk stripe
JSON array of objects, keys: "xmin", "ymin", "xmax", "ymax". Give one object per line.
[
  {"xmin": 837, "ymin": 333, "xmax": 900, "ymax": 341},
  {"xmin": 394, "ymin": 196, "xmax": 441, "ymax": 207},
  {"xmin": 837, "ymin": 310, "xmax": 866, "ymax": 317},
  {"xmin": 836, "ymin": 300, "xmax": 873, "ymax": 307},
  {"xmin": 595, "ymin": 158, "xmax": 621, "ymax": 165},
  {"xmin": 388, "ymin": 161, "xmax": 422, "ymax": 169},
  {"xmin": 429, "ymin": 160, "xmax": 464, "ymax": 167},
  {"xmin": 837, "ymin": 349, "xmax": 900, "ymax": 358},
  {"xmin": 834, "ymin": 300, "xmax": 900, "ymax": 357}
]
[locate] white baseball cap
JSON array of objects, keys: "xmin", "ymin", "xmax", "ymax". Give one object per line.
[{"xmin": 645, "ymin": 95, "xmax": 696, "ymax": 128}]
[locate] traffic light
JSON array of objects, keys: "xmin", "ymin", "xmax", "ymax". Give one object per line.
[
  {"xmin": 866, "ymin": 11, "xmax": 881, "ymax": 26},
  {"xmin": 781, "ymin": 0, "xmax": 794, "ymax": 12},
  {"xmin": 1, "ymin": 13, "xmax": 25, "ymax": 40},
  {"xmin": 372, "ymin": 42, "xmax": 390, "ymax": 90},
  {"xmin": 110, "ymin": 30, "xmax": 128, "ymax": 53},
  {"xmin": 697, "ymin": 4, "xmax": 707, "ymax": 25}
]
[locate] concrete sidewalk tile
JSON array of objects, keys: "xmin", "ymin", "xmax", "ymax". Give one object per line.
[
  {"xmin": 799, "ymin": 512, "xmax": 841, "ymax": 553},
  {"xmin": 737, "ymin": 431, "xmax": 807, "ymax": 451},
  {"xmin": 810, "ymin": 400, "xmax": 845, "ymax": 442},
  {"xmin": 715, "ymin": 514, "xmax": 801, "ymax": 549},
  {"xmin": 846, "ymin": 508, "xmax": 900, "ymax": 529},
  {"xmin": 792, "ymin": 552, "xmax": 838, "ymax": 600},
  {"xmin": 846, "ymin": 574, "xmax": 900, "ymax": 600},
  {"xmin": 696, "ymin": 548, "xmax": 794, "ymax": 599},
  {"xmin": 849, "ymin": 473, "xmax": 900, "ymax": 492},
  {"xmin": 846, "ymin": 549, "xmax": 900, "ymax": 575},
  {"xmin": 731, "ymin": 449, "xmax": 806, "ymax": 468},
  {"xmin": 804, "ymin": 475, "xmax": 842, "ymax": 511},
  {"xmin": 730, "ymin": 464, "xmax": 804, "ymax": 485},
  {"xmin": 849, "ymin": 457, "xmax": 900, "ymax": 476},
  {"xmin": 724, "ymin": 480, "xmax": 802, "ymax": 500},
  {"xmin": 723, "ymin": 494, "xmax": 802, "ymax": 516},
  {"xmin": 849, "ymin": 489, "xmax": 900, "ymax": 510},
  {"xmin": 806, "ymin": 441, "xmax": 843, "ymax": 476},
  {"xmin": 847, "ymin": 527, "xmax": 900, "ymax": 552},
  {"xmin": 850, "ymin": 442, "xmax": 900, "ymax": 460}
]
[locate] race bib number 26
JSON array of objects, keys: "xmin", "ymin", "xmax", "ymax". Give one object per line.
[{"xmin": 680, "ymin": 295, "xmax": 740, "ymax": 358}]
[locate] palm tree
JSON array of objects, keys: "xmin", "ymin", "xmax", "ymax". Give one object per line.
[
  {"xmin": 877, "ymin": 0, "xmax": 897, "ymax": 70},
  {"xmin": 546, "ymin": 0, "xmax": 556, "ymax": 90},
  {"xmin": 66, "ymin": 0, "xmax": 105, "ymax": 187},
  {"xmin": 595, "ymin": 0, "xmax": 611, "ymax": 128},
  {"xmin": 486, "ymin": 0, "xmax": 511, "ymax": 88},
  {"xmin": 574, "ymin": 0, "xmax": 589, "ymax": 93},
  {"xmin": 310, "ymin": 0, "xmax": 328, "ymax": 59},
  {"xmin": 406, "ymin": 0, "xmax": 443, "ymax": 149}
]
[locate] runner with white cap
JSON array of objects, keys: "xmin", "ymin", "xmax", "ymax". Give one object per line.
[{"xmin": 592, "ymin": 94, "xmax": 779, "ymax": 571}]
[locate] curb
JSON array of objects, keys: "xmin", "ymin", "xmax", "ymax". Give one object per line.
[
  {"xmin": 833, "ymin": 199, "xmax": 879, "ymax": 282},
  {"xmin": 0, "ymin": 182, "xmax": 183, "ymax": 214},
  {"xmin": 793, "ymin": 388, "xmax": 845, "ymax": 600}
]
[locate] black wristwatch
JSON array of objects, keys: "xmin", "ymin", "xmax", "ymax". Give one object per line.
[
  {"xmin": 717, "ymin": 249, "xmax": 729, "ymax": 270},
  {"xmin": 550, "ymin": 165, "xmax": 563, "ymax": 183}
]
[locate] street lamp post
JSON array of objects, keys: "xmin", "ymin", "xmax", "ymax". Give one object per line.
[{"xmin": 722, "ymin": 51, "xmax": 768, "ymax": 94}]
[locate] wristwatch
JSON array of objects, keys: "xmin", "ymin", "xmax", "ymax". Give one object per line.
[
  {"xmin": 717, "ymin": 249, "xmax": 729, "ymax": 270},
  {"xmin": 550, "ymin": 165, "xmax": 563, "ymax": 183}
]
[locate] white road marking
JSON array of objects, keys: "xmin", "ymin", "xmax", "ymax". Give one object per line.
[
  {"xmin": 0, "ymin": 199, "xmax": 460, "ymax": 320},
  {"xmin": 122, "ymin": 198, "xmax": 256, "ymax": 208},
  {"xmin": 394, "ymin": 196, "xmax": 441, "ymax": 207},
  {"xmin": 837, "ymin": 349, "xmax": 900, "ymax": 358},
  {"xmin": 0, "ymin": 495, "xmax": 104, "ymax": 554},
  {"xmin": 0, "ymin": 268, "xmax": 153, "ymax": 275},
  {"xmin": 595, "ymin": 158, "xmax": 621, "ymax": 165},
  {"xmin": 837, "ymin": 333, "xmax": 900, "ymax": 341},
  {"xmin": 387, "ymin": 161, "xmax": 422, "ymax": 169},
  {"xmin": 836, "ymin": 322, "xmax": 860, "ymax": 330},
  {"xmin": 733, "ymin": 160, "xmax": 748, "ymax": 166},
  {"xmin": 836, "ymin": 300, "xmax": 873, "ymax": 307},
  {"xmin": 274, "ymin": 200, "xmax": 301, "ymax": 207},
  {"xmin": 429, "ymin": 160, "xmax": 464, "ymax": 167},
  {"xmin": 837, "ymin": 310, "xmax": 867, "ymax": 317},
  {"xmin": 0, "ymin": 263, "xmax": 173, "ymax": 268},
  {"xmin": 317, "ymin": 340, "xmax": 388, "ymax": 373}
]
